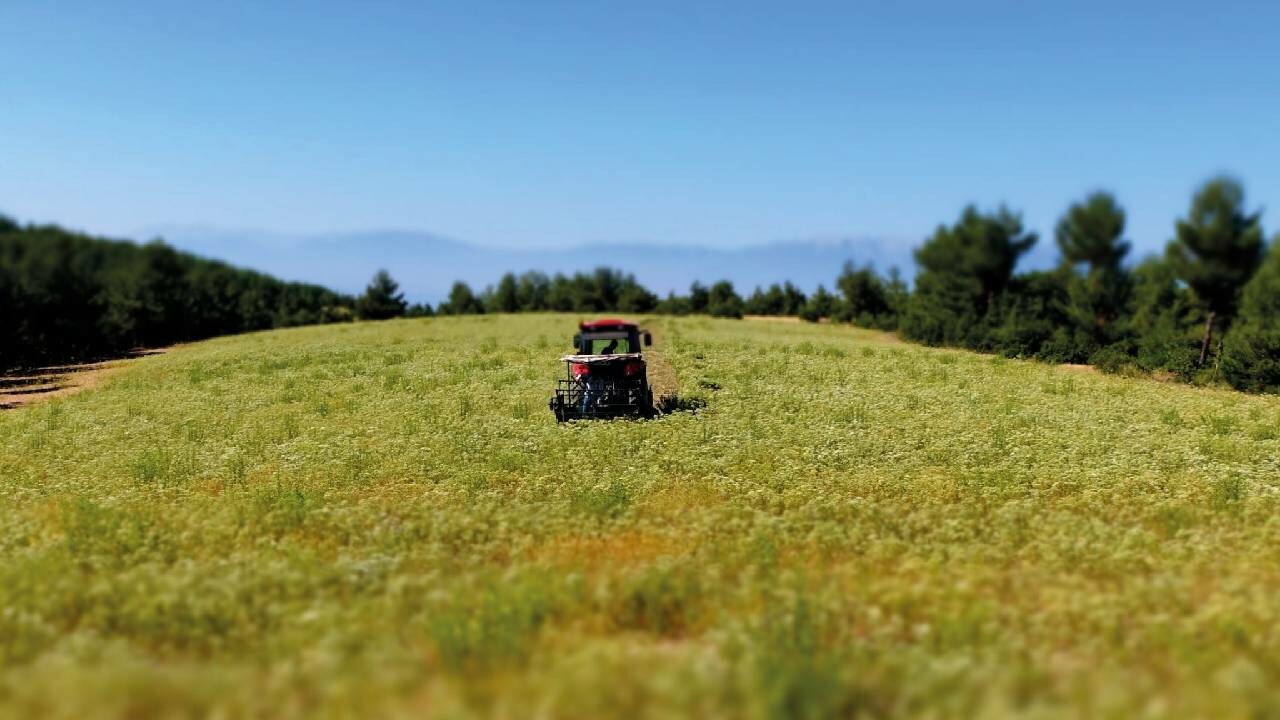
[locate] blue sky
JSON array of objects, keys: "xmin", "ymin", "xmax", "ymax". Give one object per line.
[{"xmin": 2, "ymin": 0, "xmax": 1278, "ymax": 264}]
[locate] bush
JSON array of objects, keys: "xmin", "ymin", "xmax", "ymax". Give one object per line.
[
  {"xmin": 1089, "ymin": 343, "xmax": 1140, "ymax": 375},
  {"xmin": 1135, "ymin": 318, "xmax": 1199, "ymax": 379},
  {"xmin": 1037, "ymin": 327, "xmax": 1094, "ymax": 365},
  {"xmin": 1221, "ymin": 240, "xmax": 1280, "ymax": 392},
  {"xmin": 1221, "ymin": 325, "xmax": 1280, "ymax": 393},
  {"xmin": 901, "ymin": 273, "xmax": 983, "ymax": 346}
]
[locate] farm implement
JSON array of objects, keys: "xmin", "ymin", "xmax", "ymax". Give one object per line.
[{"xmin": 549, "ymin": 318, "xmax": 655, "ymax": 421}]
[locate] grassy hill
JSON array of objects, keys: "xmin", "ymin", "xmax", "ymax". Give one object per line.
[{"xmin": 2, "ymin": 315, "xmax": 1279, "ymax": 718}]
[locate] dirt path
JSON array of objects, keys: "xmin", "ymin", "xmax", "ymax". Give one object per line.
[
  {"xmin": 640, "ymin": 318, "xmax": 679, "ymax": 399},
  {"xmin": 0, "ymin": 349, "xmax": 169, "ymax": 411}
]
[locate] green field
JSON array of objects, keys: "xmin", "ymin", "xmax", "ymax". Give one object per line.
[{"xmin": 2, "ymin": 314, "xmax": 1279, "ymax": 718}]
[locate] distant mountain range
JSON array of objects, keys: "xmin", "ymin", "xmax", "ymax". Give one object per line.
[
  {"xmin": 146, "ymin": 227, "xmax": 1061, "ymax": 304},
  {"xmin": 140, "ymin": 227, "xmax": 907, "ymax": 303}
]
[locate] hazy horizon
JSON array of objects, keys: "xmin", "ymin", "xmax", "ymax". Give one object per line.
[{"xmin": 138, "ymin": 226, "xmax": 931, "ymax": 303}]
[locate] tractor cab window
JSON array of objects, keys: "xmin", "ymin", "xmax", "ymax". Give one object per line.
[{"xmin": 581, "ymin": 332, "xmax": 633, "ymax": 354}]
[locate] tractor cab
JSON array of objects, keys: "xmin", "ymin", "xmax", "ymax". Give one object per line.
[
  {"xmin": 550, "ymin": 319, "xmax": 655, "ymax": 421},
  {"xmin": 572, "ymin": 318, "xmax": 652, "ymax": 356}
]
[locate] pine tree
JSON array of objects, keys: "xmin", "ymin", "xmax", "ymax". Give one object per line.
[
  {"xmin": 800, "ymin": 285, "xmax": 835, "ymax": 322},
  {"xmin": 902, "ymin": 205, "xmax": 1037, "ymax": 345},
  {"xmin": 835, "ymin": 262, "xmax": 890, "ymax": 326},
  {"xmin": 743, "ymin": 286, "xmax": 770, "ymax": 315},
  {"xmin": 781, "ymin": 282, "xmax": 807, "ymax": 316},
  {"xmin": 356, "ymin": 270, "xmax": 407, "ymax": 320},
  {"xmin": 443, "ymin": 281, "xmax": 483, "ymax": 315},
  {"xmin": 1169, "ymin": 177, "xmax": 1265, "ymax": 366},
  {"xmin": 487, "ymin": 272, "xmax": 520, "ymax": 313},
  {"xmin": 1055, "ymin": 191, "xmax": 1131, "ymax": 349},
  {"xmin": 688, "ymin": 282, "xmax": 710, "ymax": 314},
  {"xmin": 1056, "ymin": 192, "xmax": 1129, "ymax": 269}
]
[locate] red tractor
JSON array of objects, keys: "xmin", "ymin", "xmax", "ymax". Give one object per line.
[{"xmin": 549, "ymin": 318, "xmax": 655, "ymax": 421}]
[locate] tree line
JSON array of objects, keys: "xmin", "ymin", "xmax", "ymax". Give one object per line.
[
  {"xmin": 6, "ymin": 175, "xmax": 1279, "ymax": 393},
  {"xmin": 401, "ymin": 176, "xmax": 1279, "ymax": 393},
  {"xmin": 0, "ymin": 219, "xmax": 354, "ymax": 369},
  {"xmin": 895, "ymin": 177, "xmax": 1277, "ymax": 393}
]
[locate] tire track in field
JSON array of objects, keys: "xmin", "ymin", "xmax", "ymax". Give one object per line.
[{"xmin": 641, "ymin": 318, "xmax": 680, "ymax": 400}]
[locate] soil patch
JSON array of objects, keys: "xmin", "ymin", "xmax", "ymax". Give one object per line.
[{"xmin": 0, "ymin": 348, "xmax": 170, "ymax": 410}]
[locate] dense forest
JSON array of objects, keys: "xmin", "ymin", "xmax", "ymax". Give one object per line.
[
  {"xmin": 5, "ymin": 175, "xmax": 1279, "ymax": 393},
  {"xmin": 421, "ymin": 177, "xmax": 1280, "ymax": 394},
  {"xmin": 0, "ymin": 218, "xmax": 353, "ymax": 369}
]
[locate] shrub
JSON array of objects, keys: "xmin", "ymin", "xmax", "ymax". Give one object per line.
[
  {"xmin": 1221, "ymin": 240, "xmax": 1280, "ymax": 392},
  {"xmin": 1222, "ymin": 325, "xmax": 1280, "ymax": 393},
  {"xmin": 1089, "ymin": 342, "xmax": 1139, "ymax": 375}
]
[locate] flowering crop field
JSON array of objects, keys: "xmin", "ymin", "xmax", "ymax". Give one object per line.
[{"xmin": 2, "ymin": 314, "xmax": 1279, "ymax": 718}]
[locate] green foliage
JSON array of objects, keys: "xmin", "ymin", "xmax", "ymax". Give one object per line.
[
  {"xmin": 920, "ymin": 205, "xmax": 1038, "ymax": 307},
  {"xmin": 1170, "ymin": 177, "xmax": 1265, "ymax": 319},
  {"xmin": 485, "ymin": 272, "xmax": 521, "ymax": 313},
  {"xmin": 617, "ymin": 282, "xmax": 659, "ymax": 313},
  {"xmin": 1089, "ymin": 342, "xmax": 1140, "ymax": 375},
  {"xmin": 1056, "ymin": 191, "xmax": 1130, "ymax": 269},
  {"xmin": 876, "ymin": 181, "xmax": 1270, "ymax": 388},
  {"xmin": 406, "ymin": 302, "xmax": 435, "ymax": 317},
  {"xmin": 440, "ymin": 281, "xmax": 485, "ymax": 315},
  {"xmin": 799, "ymin": 284, "xmax": 835, "ymax": 322},
  {"xmin": 687, "ymin": 281, "xmax": 710, "ymax": 314},
  {"xmin": 356, "ymin": 269, "xmax": 407, "ymax": 320},
  {"xmin": 900, "ymin": 268, "xmax": 982, "ymax": 344},
  {"xmin": 986, "ymin": 269, "xmax": 1077, "ymax": 361},
  {"xmin": 1170, "ymin": 177, "xmax": 1266, "ymax": 364},
  {"xmin": 1056, "ymin": 191, "xmax": 1132, "ymax": 348},
  {"xmin": 706, "ymin": 280, "xmax": 744, "ymax": 318},
  {"xmin": 834, "ymin": 262, "xmax": 898, "ymax": 329},
  {"xmin": 902, "ymin": 205, "xmax": 1037, "ymax": 345},
  {"xmin": 0, "ymin": 222, "xmax": 352, "ymax": 369},
  {"xmin": 1128, "ymin": 254, "xmax": 1200, "ymax": 375},
  {"xmin": 514, "ymin": 271, "xmax": 550, "ymax": 310},
  {"xmin": 474, "ymin": 267, "xmax": 656, "ymax": 315},
  {"xmin": 1222, "ymin": 240, "xmax": 1280, "ymax": 392},
  {"xmin": 655, "ymin": 291, "xmax": 692, "ymax": 315},
  {"xmin": 883, "ymin": 267, "xmax": 909, "ymax": 323},
  {"xmin": 744, "ymin": 282, "xmax": 807, "ymax": 316}
]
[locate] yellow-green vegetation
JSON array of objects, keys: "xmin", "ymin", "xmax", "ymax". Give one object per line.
[{"xmin": 3, "ymin": 315, "xmax": 1280, "ymax": 718}]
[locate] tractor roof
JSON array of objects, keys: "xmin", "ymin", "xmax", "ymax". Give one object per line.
[{"xmin": 579, "ymin": 318, "xmax": 637, "ymax": 331}]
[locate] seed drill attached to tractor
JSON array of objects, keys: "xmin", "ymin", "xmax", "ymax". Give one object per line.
[{"xmin": 548, "ymin": 318, "xmax": 655, "ymax": 421}]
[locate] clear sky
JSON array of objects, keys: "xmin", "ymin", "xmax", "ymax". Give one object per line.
[{"xmin": 2, "ymin": 0, "xmax": 1278, "ymax": 260}]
